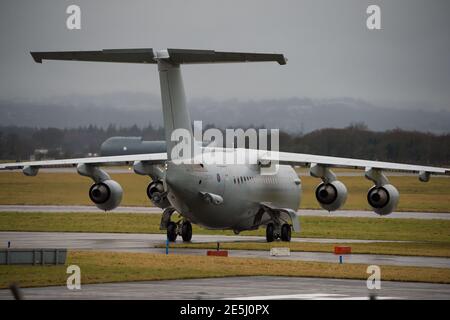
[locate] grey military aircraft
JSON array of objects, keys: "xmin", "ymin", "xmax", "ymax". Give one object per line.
[
  {"xmin": 1, "ymin": 48, "xmax": 449, "ymax": 242},
  {"xmin": 100, "ymin": 137, "xmax": 166, "ymax": 156}
]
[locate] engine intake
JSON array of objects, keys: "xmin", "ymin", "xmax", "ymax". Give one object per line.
[
  {"xmin": 315, "ymin": 180, "xmax": 347, "ymax": 211},
  {"xmin": 89, "ymin": 179, "xmax": 123, "ymax": 211},
  {"xmin": 147, "ymin": 180, "xmax": 170, "ymax": 208},
  {"xmin": 367, "ymin": 184, "xmax": 399, "ymax": 215}
]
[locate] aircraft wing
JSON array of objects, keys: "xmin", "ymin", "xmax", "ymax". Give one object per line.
[
  {"xmin": 259, "ymin": 151, "xmax": 450, "ymax": 176},
  {"xmin": 0, "ymin": 153, "xmax": 168, "ymax": 170}
]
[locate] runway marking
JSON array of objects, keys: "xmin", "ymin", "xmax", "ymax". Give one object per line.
[{"xmin": 227, "ymin": 293, "xmax": 403, "ymax": 300}]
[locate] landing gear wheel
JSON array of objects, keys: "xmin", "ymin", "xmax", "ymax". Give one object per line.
[
  {"xmin": 266, "ymin": 223, "xmax": 275, "ymax": 242},
  {"xmin": 181, "ymin": 221, "xmax": 192, "ymax": 242},
  {"xmin": 167, "ymin": 221, "xmax": 177, "ymax": 242},
  {"xmin": 281, "ymin": 223, "xmax": 292, "ymax": 242}
]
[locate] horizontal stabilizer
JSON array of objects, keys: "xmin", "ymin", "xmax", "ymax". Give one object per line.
[
  {"xmin": 165, "ymin": 49, "xmax": 286, "ymax": 65},
  {"xmin": 31, "ymin": 49, "xmax": 156, "ymax": 64},
  {"xmin": 31, "ymin": 48, "xmax": 286, "ymax": 65}
]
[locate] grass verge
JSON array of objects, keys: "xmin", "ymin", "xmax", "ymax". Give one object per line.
[
  {"xmin": 0, "ymin": 251, "xmax": 449, "ymax": 289},
  {"xmin": 0, "ymin": 172, "xmax": 449, "ymax": 212},
  {"xmin": 1, "ymin": 212, "xmax": 450, "ymax": 242}
]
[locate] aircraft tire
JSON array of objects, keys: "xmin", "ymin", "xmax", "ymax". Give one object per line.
[
  {"xmin": 266, "ymin": 223, "xmax": 275, "ymax": 242},
  {"xmin": 167, "ymin": 221, "xmax": 177, "ymax": 242},
  {"xmin": 281, "ymin": 224, "xmax": 292, "ymax": 242},
  {"xmin": 181, "ymin": 221, "xmax": 192, "ymax": 242}
]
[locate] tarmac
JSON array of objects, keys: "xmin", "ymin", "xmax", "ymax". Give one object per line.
[
  {"xmin": 1, "ymin": 206, "xmax": 449, "ymax": 300},
  {"xmin": 0, "ymin": 231, "xmax": 449, "ymax": 268},
  {"xmin": 1, "ymin": 276, "xmax": 450, "ymax": 300},
  {"xmin": 1, "ymin": 205, "xmax": 449, "ymax": 220}
]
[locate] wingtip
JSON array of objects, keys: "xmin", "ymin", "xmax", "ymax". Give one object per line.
[
  {"xmin": 278, "ymin": 55, "xmax": 288, "ymax": 65},
  {"xmin": 30, "ymin": 52, "xmax": 42, "ymax": 63}
]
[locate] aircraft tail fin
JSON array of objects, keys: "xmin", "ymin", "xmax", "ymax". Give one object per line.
[{"xmin": 31, "ymin": 48, "xmax": 287, "ymax": 160}]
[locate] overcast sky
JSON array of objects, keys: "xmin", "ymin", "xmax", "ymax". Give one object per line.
[{"xmin": 1, "ymin": 0, "xmax": 449, "ymax": 110}]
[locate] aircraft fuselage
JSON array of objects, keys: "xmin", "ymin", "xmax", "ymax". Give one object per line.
[{"xmin": 165, "ymin": 160, "xmax": 301, "ymax": 232}]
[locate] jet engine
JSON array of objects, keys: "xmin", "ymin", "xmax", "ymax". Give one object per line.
[
  {"xmin": 315, "ymin": 180, "xmax": 348, "ymax": 211},
  {"xmin": 147, "ymin": 180, "xmax": 171, "ymax": 209},
  {"xmin": 367, "ymin": 184, "xmax": 399, "ymax": 215},
  {"xmin": 89, "ymin": 179, "xmax": 123, "ymax": 211}
]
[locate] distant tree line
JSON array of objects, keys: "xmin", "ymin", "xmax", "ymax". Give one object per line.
[
  {"xmin": 0, "ymin": 123, "xmax": 448, "ymax": 166},
  {"xmin": 278, "ymin": 123, "xmax": 450, "ymax": 166},
  {"xmin": 0, "ymin": 124, "xmax": 164, "ymax": 160}
]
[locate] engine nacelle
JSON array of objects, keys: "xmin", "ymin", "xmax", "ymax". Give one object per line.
[
  {"xmin": 315, "ymin": 180, "xmax": 348, "ymax": 211},
  {"xmin": 147, "ymin": 180, "xmax": 171, "ymax": 209},
  {"xmin": 89, "ymin": 179, "xmax": 123, "ymax": 211},
  {"xmin": 367, "ymin": 184, "xmax": 399, "ymax": 215}
]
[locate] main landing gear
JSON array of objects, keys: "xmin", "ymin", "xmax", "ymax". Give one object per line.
[
  {"xmin": 160, "ymin": 207, "xmax": 192, "ymax": 242},
  {"xmin": 166, "ymin": 220, "xmax": 192, "ymax": 242},
  {"xmin": 266, "ymin": 223, "xmax": 291, "ymax": 242}
]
